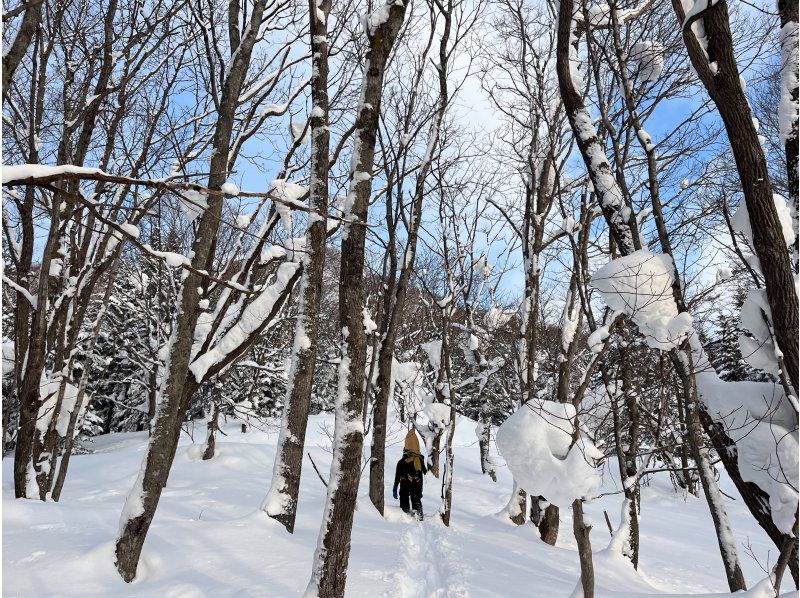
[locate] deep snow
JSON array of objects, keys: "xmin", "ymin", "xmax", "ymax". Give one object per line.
[{"xmin": 2, "ymin": 413, "xmax": 790, "ymax": 597}]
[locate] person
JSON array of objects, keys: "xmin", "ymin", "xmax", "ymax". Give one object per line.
[{"xmin": 392, "ymin": 429, "xmax": 426, "ymax": 520}]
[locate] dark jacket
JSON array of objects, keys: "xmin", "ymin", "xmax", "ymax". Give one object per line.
[{"xmin": 393, "ymin": 451, "xmax": 426, "ymax": 495}]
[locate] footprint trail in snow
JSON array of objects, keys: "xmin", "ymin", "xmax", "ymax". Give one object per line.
[{"xmin": 396, "ymin": 518, "xmax": 468, "ymax": 598}]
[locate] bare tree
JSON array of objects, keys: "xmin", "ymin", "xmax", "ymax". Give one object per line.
[{"xmin": 305, "ymin": 1, "xmax": 408, "ymax": 594}]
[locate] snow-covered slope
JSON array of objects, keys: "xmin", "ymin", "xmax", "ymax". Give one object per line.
[{"xmin": 1, "ymin": 413, "xmax": 785, "ymax": 597}]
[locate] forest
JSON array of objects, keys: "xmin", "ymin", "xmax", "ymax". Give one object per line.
[{"xmin": 1, "ymin": 0, "xmax": 798, "ymax": 595}]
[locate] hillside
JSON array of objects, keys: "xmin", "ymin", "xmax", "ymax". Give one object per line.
[{"xmin": 2, "ymin": 413, "xmax": 785, "ymax": 597}]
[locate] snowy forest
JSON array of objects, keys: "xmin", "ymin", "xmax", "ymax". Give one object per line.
[{"xmin": 1, "ymin": 0, "xmax": 798, "ymax": 594}]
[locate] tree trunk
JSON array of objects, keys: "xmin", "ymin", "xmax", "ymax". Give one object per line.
[
  {"xmin": 305, "ymin": 3, "xmax": 407, "ymax": 595},
  {"xmin": 2, "ymin": 0, "xmax": 42, "ymax": 99},
  {"xmin": 263, "ymin": 0, "xmax": 330, "ymax": 533},
  {"xmin": 673, "ymin": 350, "xmax": 747, "ymax": 592},
  {"xmin": 700, "ymin": 409, "xmax": 799, "ymax": 586},
  {"xmin": 368, "ymin": 0, "xmax": 453, "ymax": 513},
  {"xmin": 114, "ymin": 1, "xmax": 268, "ymax": 580},
  {"xmin": 477, "ymin": 420, "xmax": 496, "ymax": 482},
  {"xmin": 439, "ymin": 313, "xmax": 457, "ymax": 527},
  {"xmin": 572, "ymin": 498, "xmax": 594, "ymax": 598},
  {"xmin": 201, "ymin": 394, "xmax": 220, "ymax": 461},
  {"xmin": 557, "ymin": 2, "xmax": 747, "ymax": 589},
  {"xmin": 531, "ymin": 497, "xmax": 559, "ymax": 545},
  {"xmin": 14, "ymin": 207, "xmax": 61, "ymax": 498},
  {"xmin": 778, "ymin": 0, "xmax": 799, "ymax": 205},
  {"xmin": 673, "ymin": 0, "xmax": 798, "ymax": 394},
  {"xmin": 506, "ymin": 482, "xmax": 527, "ymax": 526}
]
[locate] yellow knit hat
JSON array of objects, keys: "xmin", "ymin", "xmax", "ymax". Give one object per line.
[{"xmin": 404, "ymin": 429, "xmax": 420, "ymax": 453}]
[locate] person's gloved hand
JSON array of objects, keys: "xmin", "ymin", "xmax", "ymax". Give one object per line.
[{"xmin": 392, "ymin": 487, "xmax": 398, "ymax": 500}]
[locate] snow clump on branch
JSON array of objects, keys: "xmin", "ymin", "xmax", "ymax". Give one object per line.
[
  {"xmin": 591, "ymin": 250, "xmax": 693, "ymax": 350},
  {"xmin": 496, "ymin": 399, "xmax": 602, "ymax": 508}
]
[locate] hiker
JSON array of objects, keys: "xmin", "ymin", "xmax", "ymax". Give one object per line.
[{"xmin": 392, "ymin": 429, "xmax": 427, "ymax": 520}]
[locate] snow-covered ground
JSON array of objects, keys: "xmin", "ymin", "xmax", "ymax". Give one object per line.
[{"xmin": 2, "ymin": 413, "xmax": 788, "ymax": 597}]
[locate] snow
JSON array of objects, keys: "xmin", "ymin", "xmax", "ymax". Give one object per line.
[
  {"xmin": 586, "ymin": 3, "xmax": 611, "ymax": 27},
  {"xmin": 37, "ymin": 378, "xmax": 80, "ymax": 437},
  {"xmin": 2, "ymin": 340, "xmax": 14, "ymax": 376},
  {"xmin": 5, "ymin": 411, "xmax": 783, "ymax": 597},
  {"xmin": 178, "ymin": 189, "xmax": 208, "ymax": 222},
  {"xmin": 696, "ymin": 372, "xmax": 799, "ymax": 535},
  {"xmin": 591, "ymin": 250, "xmax": 693, "ymax": 351},
  {"xmin": 732, "ymin": 195, "xmax": 796, "ymax": 248},
  {"xmin": 473, "ymin": 255, "xmax": 491, "ymax": 278},
  {"xmin": 738, "ymin": 288, "xmax": 780, "ymax": 375},
  {"xmin": 236, "ymin": 212, "xmax": 254, "ymax": 228},
  {"xmin": 221, "ymin": 181, "xmax": 239, "ymax": 196},
  {"xmin": 1, "ymin": 163, "xmax": 104, "ymax": 184},
  {"xmin": 495, "ymin": 399, "xmax": 603, "ymax": 508},
  {"xmin": 290, "ymin": 119, "xmax": 309, "ymax": 144},
  {"xmin": 630, "ymin": 41, "xmax": 664, "ymax": 82},
  {"xmin": 588, "ymin": 325, "xmax": 610, "ymax": 353},
  {"xmin": 715, "ymin": 267, "xmax": 733, "ymax": 283},
  {"xmin": 636, "ymin": 128, "xmax": 655, "ymax": 152},
  {"xmin": 118, "ymin": 223, "xmax": 140, "ymax": 239},
  {"xmin": 422, "ymin": 402, "xmax": 451, "ymax": 431},
  {"xmin": 159, "ymin": 251, "xmax": 189, "ymax": 268},
  {"xmin": 561, "ymin": 293, "xmax": 579, "ymax": 353},
  {"xmin": 189, "ymin": 262, "xmax": 300, "ymax": 382},
  {"xmin": 49, "ymin": 258, "xmax": 63, "ymax": 277},
  {"xmin": 420, "ymin": 340, "xmax": 442, "ymax": 371},
  {"xmin": 363, "ymin": 308, "xmax": 378, "ymax": 335},
  {"xmin": 363, "ymin": 2, "xmax": 392, "ymax": 35},
  {"xmin": 778, "ymin": 21, "xmax": 799, "ymax": 143},
  {"xmin": 270, "ymin": 179, "xmax": 308, "ymax": 230}
]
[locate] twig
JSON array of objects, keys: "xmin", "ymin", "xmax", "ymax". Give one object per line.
[
  {"xmin": 308, "ymin": 452, "xmax": 328, "ymax": 487},
  {"xmin": 603, "ymin": 510, "xmax": 614, "ymax": 537}
]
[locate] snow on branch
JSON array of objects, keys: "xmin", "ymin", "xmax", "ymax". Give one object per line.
[
  {"xmin": 576, "ymin": 0, "xmax": 655, "ymax": 30},
  {"xmin": 189, "ymin": 261, "xmax": 301, "ymax": 383},
  {"xmin": 591, "ymin": 250, "xmax": 693, "ymax": 351},
  {"xmin": 696, "ymin": 373, "xmax": 798, "ymax": 534},
  {"xmin": 496, "ymin": 399, "xmax": 603, "ymax": 508}
]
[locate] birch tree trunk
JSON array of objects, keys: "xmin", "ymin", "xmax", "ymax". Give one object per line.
[
  {"xmin": 305, "ymin": 2, "xmax": 407, "ymax": 595},
  {"xmin": 201, "ymin": 388, "xmax": 221, "ymax": 461}
]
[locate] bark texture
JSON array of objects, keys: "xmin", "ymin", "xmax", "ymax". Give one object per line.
[
  {"xmin": 2, "ymin": 0, "xmax": 43, "ymax": 99},
  {"xmin": 572, "ymin": 498, "xmax": 594, "ymax": 598},
  {"xmin": 674, "ymin": 0, "xmax": 799, "ymax": 394}
]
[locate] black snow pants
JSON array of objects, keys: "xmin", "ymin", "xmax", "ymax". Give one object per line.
[{"xmin": 399, "ymin": 481, "xmax": 423, "ymax": 520}]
